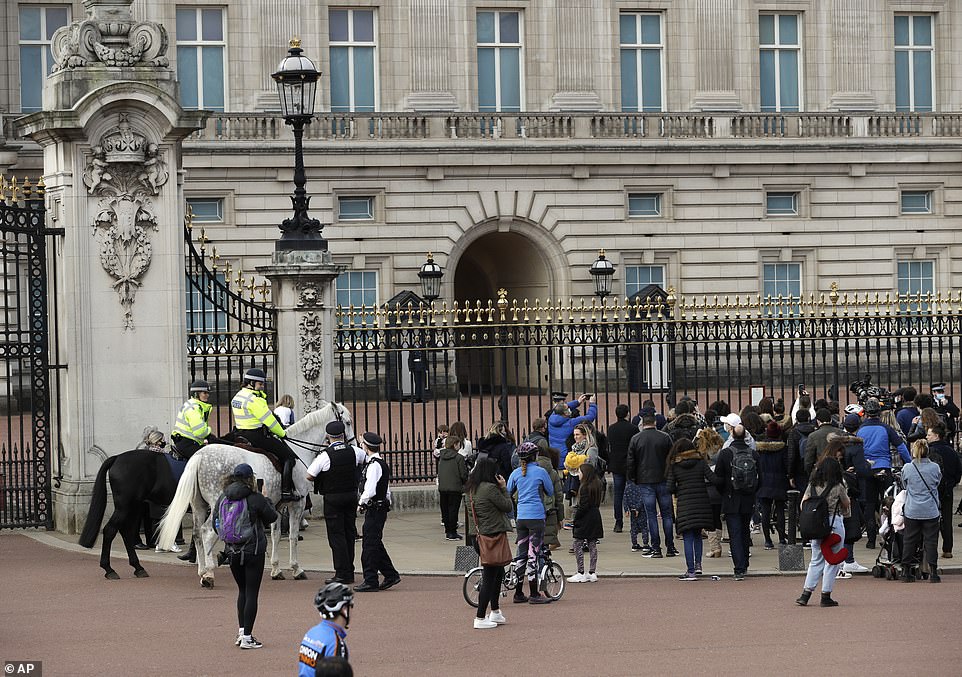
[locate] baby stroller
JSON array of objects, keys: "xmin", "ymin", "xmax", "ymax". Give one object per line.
[{"xmin": 871, "ymin": 475, "xmax": 926, "ymax": 580}]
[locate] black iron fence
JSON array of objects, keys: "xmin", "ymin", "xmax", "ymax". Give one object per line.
[{"xmin": 335, "ymin": 286, "xmax": 962, "ymax": 483}]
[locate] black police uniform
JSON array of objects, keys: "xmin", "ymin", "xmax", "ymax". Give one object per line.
[
  {"xmin": 358, "ymin": 455, "xmax": 400, "ymax": 589},
  {"xmin": 319, "ymin": 441, "xmax": 362, "ymax": 582}
]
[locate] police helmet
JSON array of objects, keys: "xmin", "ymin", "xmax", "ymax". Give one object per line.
[
  {"xmin": 516, "ymin": 441, "xmax": 539, "ymax": 462},
  {"xmin": 314, "ymin": 583, "xmax": 354, "ymax": 623},
  {"xmin": 244, "ymin": 368, "xmax": 268, "ymax": 384},
  {"xmin": 189, "ymin": 380, "xmax": 211, "ymax": 393}
]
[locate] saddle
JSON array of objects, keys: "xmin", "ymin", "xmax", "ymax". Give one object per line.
[{"xmin": 221, "ymin": 431, "xmax": 285, "ymax": 474}]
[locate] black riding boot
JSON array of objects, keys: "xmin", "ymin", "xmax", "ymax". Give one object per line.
[
  {"xmin": 177, "ymin": 540, "xmax": 197, "ymax": 563},
  {"xmin": 281, "ymin": 459, "xmax": 300, "ymax": 501}
]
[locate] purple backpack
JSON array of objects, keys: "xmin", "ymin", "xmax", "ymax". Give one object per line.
[{"xmin": 215, "ymin": 495, "xmax": 254, "ymax": 545}]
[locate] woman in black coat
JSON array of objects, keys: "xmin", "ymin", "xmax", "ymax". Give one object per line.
[
  {"xmin": 666, "ymin": 439, "xmax": 719, "ymax": 580},
  {"xmin": 475, "ymin": 422, "xmax": 516, "ymax": 479},
  {"xmin": 756, "ymin": 422, "xmax": 790, "ymax": 549}
]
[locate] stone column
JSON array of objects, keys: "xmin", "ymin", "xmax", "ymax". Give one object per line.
[
  {"xmin": 828, "ymin": 0, "xmax": 877, "ymax": 111},
  {"xmin": 690, "ymin": 0, "xmax": 743, "ymax": 111},
  {"xmin": 258, "ymin": 252, "xmax": 345, "ymax": 412},
  {"xmin": 13, "ymin": 0, "xmax": 206, "ymax": 532},
  {"xmin": 402, "ymin": 0, "xmax": 459, "ymax": 111},
  {"xmin": 251, "ymin": 0, "xmax": 307, "ymax": 111},
  {"xmin": 548, "ymin": 0, "xmax": 602, "ymax": 111}
]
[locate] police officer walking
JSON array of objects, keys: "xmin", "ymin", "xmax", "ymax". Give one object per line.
[
  {"xmin": 231, "ymin": 368, "xmax": 300, "ymax": 502},
  {"xmin": 353, "ymin": 432, "xmax": 401, "ymax": 592},
  {"xmin": 171, "ymin": 380, "xmax": 219, "ymax": 460},
  {"xmin": 307, "ymin": 420, "xmax": 367, "ymax": 584}
]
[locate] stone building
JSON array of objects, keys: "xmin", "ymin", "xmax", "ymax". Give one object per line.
[{"xmin": 3, "ymin": 0, "xmax": 962, "ymax": 310}]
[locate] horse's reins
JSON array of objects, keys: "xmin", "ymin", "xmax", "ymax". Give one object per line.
[{"xmin": 284, "ymin": 401, "xmax": 357, "ymax": 459}]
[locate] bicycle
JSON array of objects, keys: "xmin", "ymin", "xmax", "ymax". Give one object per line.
[{"xmin": 463, "ymin": 543, "xmax": 565, "ymax": 607}]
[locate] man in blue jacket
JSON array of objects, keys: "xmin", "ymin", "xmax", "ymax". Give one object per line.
[
  {"xmin": 858, "ymin": 398, "xmax": 910, "ymax": 548},
  {"xmin": 548, "ymin": 394, "xmax": 597, "ymax": 467}
]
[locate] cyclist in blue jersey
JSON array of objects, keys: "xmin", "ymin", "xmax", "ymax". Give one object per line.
[{"xmin": 298, "ymin": 583, "xmax": 354, "ymax": 677}]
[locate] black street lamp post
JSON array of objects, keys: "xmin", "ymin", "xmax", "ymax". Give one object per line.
[
  {"xmin": 589, "ymin": 249, "xmax": 615, "ymax": 299},
  {"xmin": 271, "ymin": 38, "xmax": 325, "ymax": 251}
]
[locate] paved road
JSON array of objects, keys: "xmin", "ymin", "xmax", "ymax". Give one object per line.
[{"xmin": 1, "ymin": 533, "xmax": 958, "ymax": 676}]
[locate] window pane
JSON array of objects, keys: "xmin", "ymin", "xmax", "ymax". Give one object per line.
[
  {"xmin": 499, "ymin": 12, "xmax": 520, "ymax": 44},
  {"xmin": 759, "ymin": 15, "xmax": 774, "ymax": 45},
  {"xmin": 640, "ymin": 49, "xmax": 662, "ymax": 111},
  {"xmin": 177, "ymin": 47, "xmax": 198, "ymax": 109},
  {"xmin": 354, "ymin": 10, "xmax": 375, "ymax": 42},
  {"xmin": 330, "ymin": 46, "xmax": 350, "ymax": 111},
  {"xmin": 778, "ymin": 50, "xmax": 799, "ymax": 111},
  {"xmin": 913, "ymin": 15, "xmax": 932, "ymax": 46},
  {"xmin": 895, "ymin": 50, "xmax": 910, "ymax": 111},
  {"xmin": 620, "ymin": 14, "xmax": 636, "ymax": 44},
  {"xmin": 176, "ymin": 8, "xmax": 197, "ymax": 41},
  {"xmin": 759, "ymin": 50, "xmax": 776, "ymax": 111},
  {"xmin": 628, "ymin": 194, "xmax": 661, "ymax": 216},
  {"xmin": 499, "ymin": 48, "xmax": 521, "ymax": 112},
  {"xmin": 19, "ymin": 46, "xmax": 43, "ymax": 112},
  {"xmin": 477, "ymin": 12, "xmax": 495, "ymax": 43},
  {"xmin": 477, "ymin": 48, "xmax": 496, "ymax": 111},
  {"xmin": 913, "ymin": 51, "xmax": 933, "ymax": 111},
  {"xmin": 45, "ymin": 7, "xmax": 70, "ymax": 39},
  {"xmin": 640, "ymin": 15, "xmax": 660, "ymax": 44},
  {"xmin": 201, "ymin": 9, "xmax": 223, "ymax": 41},
  {"xmin": 329, "ymin": 10, "xmax": 349, "ymax": 41},
  {"xmin": 188, "ymin": 198, "xmax": 223, "ymax": 222},
  {"xmin": 19, "ymin": 7, "xmax": 41, "ymax": 41},
  {"xmin": 767, "ymin": 192, "xmax": 797, "ymax": 214},
  {"xmin": 339, "ymin": 197, "xmax": 373, "ymax": 220},
  {"xmin": 201, "ymin": 46, "xmax": 224, "ymax": 110},
  {"xmin": 901, "ymin": 191, "xmax": 931, "ymax": 213},
  {"xmin": 620, "ymin": 49, "xmax": 638, "ymax": 111},
  {"xmin": 353, "ymin": 46, "xmax": 376, "ymax": 112},
  {"xmin": 45, "ymin": 45, "xmax": 55, "ymax": 75},
  {"xmin": 779, "ymin": 14, "xmax": 798, "ymax": 45},
  {"xmin": 894, "ymin": 15, "xmax": 909, "ymax": 47}
]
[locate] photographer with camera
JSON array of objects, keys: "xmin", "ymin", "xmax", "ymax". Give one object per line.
[{"xmin": 858, "ymin": 398, "xmax": 910, "ymax": 549}]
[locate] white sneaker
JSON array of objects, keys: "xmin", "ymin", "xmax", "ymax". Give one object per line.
[
  {"xmin": 586, "ymin": 572, "xmax": 598, "ymax": 582},
  {"xmin": 567, "ymin": 572, "xmax": 588, "ymax": 583},
  {"xmin": 473, "ymin": 618, "xmax": 498, "ymax": 629},
  {"xmin": 238, "ymin": 636, "xmax": 262, "ymax": 649},
  {"xmin": 843, "ymin": 561, "xmax": 869, "ymax": 574},
  {"xmin": 836, "ymin": 569, "xmax": 852, "ymax": 579},
  {"xmin": 488, "ymin": 610, "xmax": 506, "ymax": 625}
]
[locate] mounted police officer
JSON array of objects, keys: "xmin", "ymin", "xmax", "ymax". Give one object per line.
[
  {"xmin": 231, "ymin": 367, "xmax": 300, "ymax": 502},
  {"xmin": 171, "ymin": 380, "xmax": 219, "ymax": 460},
  {"xmin": 354, "ymin": 432, "xmax": 401, "ymax": 592},
  {"xmin": 306, "ymin": 420, "xmax": 367, "ymax": 584}
]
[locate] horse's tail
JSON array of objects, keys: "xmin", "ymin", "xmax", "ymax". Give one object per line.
[
  {"xmin": 78, "ymin": 454, "xmax": 118, "ymax": 548},
  {"xmin": 156, "ymin": 453, "xmax": 201, "ymax": 550}
]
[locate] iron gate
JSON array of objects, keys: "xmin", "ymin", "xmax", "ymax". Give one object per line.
[
  {"xmin": 0, "ymin": 177, "xmax": 52, "ymax": 528},
  {"xmin": 184, "ymin": 209, "xmax": 277, "ymax": 431}
]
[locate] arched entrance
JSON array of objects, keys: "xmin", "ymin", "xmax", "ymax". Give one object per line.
[{"xmin": 452, "ymin": 230, "xmax": 552, "ymax": 396}]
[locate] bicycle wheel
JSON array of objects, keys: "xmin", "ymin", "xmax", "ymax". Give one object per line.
[
  {"xmin": 463, "ymin": 568, "xmax": 483, "ymax": 608},
  {"xmin": 541, "ymin": 562, "xmax": 566, "ymax": 600}
]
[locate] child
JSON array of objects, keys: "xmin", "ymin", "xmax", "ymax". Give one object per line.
[
  {"xmin": 623, "ymin": 479, "xmax": 650, "ymax": 554},
  {"xmin": 568, "ymin": 463, "xmax": 603, "ymax": 583},
  {"xmin": 436, "ymin": 434, "xmax": 468, "ymax": 540},
  {"xmin": 433, "ymin": 424, "xmax": 449, "ymax": 459}
]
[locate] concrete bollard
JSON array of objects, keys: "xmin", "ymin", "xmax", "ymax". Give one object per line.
[{"xmin": 778, "ymin": 489, "xmax": 805, "ymax": 571}]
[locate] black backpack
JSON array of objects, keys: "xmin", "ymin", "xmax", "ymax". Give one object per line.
[
  {"xmin": 729, "ymin": 446, "xmax": 758, "ymax": 494},
  {"xmin": 799, "ymin": 483, "xmax": 836, "ymax": 540}
]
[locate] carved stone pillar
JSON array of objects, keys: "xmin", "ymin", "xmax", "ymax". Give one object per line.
[
  {"xmin": 829, "ymin": 0, "xmax": 877, "ymax": 111},
  {"xmin": 691, "ymin": 0, "xmax": 742, "ymax": 111},
  {"xmin": 549, "ymin": 0, "xmax": 601, "ymax": 111},
  {"xmin": 13, "ymin": 0, "xmax": 206, "ymax": 532},
  {"xmin": 402, "ymin": 0, "xmax": 459, "ymax": 111},
  {"xmin": 258, "ymin": 252, "xmax": 345, "ymax": 413}
]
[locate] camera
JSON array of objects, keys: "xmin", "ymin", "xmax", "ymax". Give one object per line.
[
  {"xmin": 849, "ymin": 376, "xmax": 896, "ymax": 409},
  {"xmin": 797, "ymin": 383, "xmax": 806, "ymax": 395}
]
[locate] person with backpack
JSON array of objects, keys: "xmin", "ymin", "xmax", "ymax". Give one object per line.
[
  {"xmin": 298, "ymin": 583, "xmax": 354, "ymax": 675},
  {"xmin": 214, "ymin": 463, "xmax": 278, "ymax": 649},
  {"xmin": 663, "ymin": 400, "xmax": 702, "ymax": 443},
  {"xmin": 795, "ymin": 455, "xmax": 850, "ymax": 607},
  {"xmin": 713, "ymin": 425, "xmax": 760, "ymax": 580}
]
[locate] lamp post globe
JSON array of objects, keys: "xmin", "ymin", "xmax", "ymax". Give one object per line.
[
  {"xmin": 589, "ymin": 249, "xmax": 615, "ymax": 299},
  {"xmin": 271, "ymin": 38, "xmax": 326, "ymax": 251},
  {"xmin": 417, "ymin": 253, "xmax": 444, "ymax": 302}
]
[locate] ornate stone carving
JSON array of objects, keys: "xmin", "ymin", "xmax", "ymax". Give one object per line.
[
  {"xmin": 298, "ymin": 312, "xmax": 322, "ymax": 382},
  {"xmin": 301, "ymin": 383, "xmax": 322, "ymax": 414},
  {"xmin": 51, "ymin": 0, "xmax": 169, "ymax": 71},
  {"xmin": 296, "ymin": 282, "xmax": 321, "ymax": 307},
  {"xmin": 84, "ymin": 113, "xmax": 168, "ymax": 329}
]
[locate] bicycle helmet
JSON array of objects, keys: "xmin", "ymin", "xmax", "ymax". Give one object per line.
[
  {"xmin": 314, "ymin": 583, "xmax": 354, "ymax": 625},
  {"xmin": 844, "ymin": 403, "xmax": 863, "ymax": 416},
  {"xmin": 516, "ymin": 441, "xmax": 539, "ymax": 462}
]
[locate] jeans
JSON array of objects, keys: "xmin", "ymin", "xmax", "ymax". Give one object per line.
[
  {"xmin": 612, "ymin": 473, "xmax": 626, "ymax": 526},
  {"xmin": 682, "ymin": 529, "xmax": 703, "ymax": 574},
  {"xmin": 725, "ymin": 512, "xmax": 752, "ymax": 574},
  {"xmin": 804, "ymin": 515, "xmax": 845, "ymax": 593},
  {"xmin": 640, "ymin": 482, "xmax": 674, "ymax": 551}
]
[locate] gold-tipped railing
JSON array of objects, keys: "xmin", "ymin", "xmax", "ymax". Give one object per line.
[{"xmin": 0, "ymin": 175, "xmax": 45, "ymax": 205}]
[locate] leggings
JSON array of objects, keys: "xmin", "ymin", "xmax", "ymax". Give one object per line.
[
  {"xmin": 515, "ymin": 519, "xmax": 545, "ymax": 593},
  {"xmin": 229, "ymin": 550, "xmax": 265, "ymax": 635},
  {"xmin": 573, "ymin": 538, "xmax": 598, "ymax": 574},
  {"xmin": 476, "ymin": 564, "xmax": 505, "ymax": 618}
]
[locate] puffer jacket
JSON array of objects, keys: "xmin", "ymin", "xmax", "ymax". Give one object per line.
[
  {"xmin": 537, "ymin": 457, "xmax": 565, "ymax": 547},
  {"xmin": 755, "ymin": 439, "xmax": 789, "ymax": 500},
  {"xmin": 666, "ymin": 450, "xmax": 718, "ymax": 532}
]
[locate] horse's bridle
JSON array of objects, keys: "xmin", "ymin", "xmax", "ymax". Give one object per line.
[{"xmin": 285, "ymin": 400, "xmax": 357, "ymax": 457}]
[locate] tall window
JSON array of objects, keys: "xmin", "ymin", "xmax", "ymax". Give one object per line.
[
  {"xmin": 176, "ymin": 8, "xmax": 226, "ymax": 111},
  {"xmin": 759, "ymin": 14, "xmax": 801, "ymax": 112},
  {"xmin": 763, "ymin": 263, "xmax": 801, "ymax": 315},
  {"xmin": 477, "ymin": 11, "xmax": 522, "ymax": 112},
  {"xmin": 898, "ymin": 260, "xmax": 934, "ymax": 312},
  {"xmin": 329, "ymin": 9, "xmax": 377, "ymax": 112},
  {"xmin": 895, "ymin": 15, "xmax": 934, "ymax": 112},
  {"xmin": 18, "ymin": 5, "xmax": 70, "ymax": 112},
  {"xmin": 619, "ymin": 13, "xmax": 664, "ymax": 112},
  {"xmin": 625, "ymin": 265, "xmax": 665, "ymax": 299}
]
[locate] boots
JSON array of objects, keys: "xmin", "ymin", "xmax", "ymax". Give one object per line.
[
  {"xmin": 280, "ymin": 459, "xmax": 301, "ymax": 501},
  {"xmin": 795, "ymin": 589, "xmax": 812, "ymax": 606},
  {"xmin": 900, "ymin": 567, "xmax": 916, "ymax": 583},
  {"xmin": 820, "ymin": 592, "xmax": 838, "ymax": 607},
  {"xmin": 707, "ymin": 529, "xmax": 722, "ymax": 557},
  {"xmin": 177, "ymin": 540, "xmax": 196, "ymax": 563}
]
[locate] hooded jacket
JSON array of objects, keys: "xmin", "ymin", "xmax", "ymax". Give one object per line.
[
  {"xmin": 666, "ymin": 450, "xmax": 718, "ymax": 532},
  {"xmin": 219, "ymin": 480, "xmax": 278, "ymax": 557},
  {"xmin": 476, "ymin": 433, "xmax": 515, "ymax": 479},
  {"xmin": 755, "ymin": 439, "xmax": 789, "ymax": 500},
  {"xmin": 436, "ymin": 447, "xmax": 468, "ymax": 493}
]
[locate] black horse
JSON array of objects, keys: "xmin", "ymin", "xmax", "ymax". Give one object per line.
[{"xmin": 78, "ymin": 450, "xmax": 179, "ymax": 580}]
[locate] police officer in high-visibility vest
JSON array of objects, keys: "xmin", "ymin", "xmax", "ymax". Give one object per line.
[
  {"xmin": 231, "ymin": 368, "xmax": 300, "ymax": 502},
  {"xmin": 171, "ymin": 380, "xmax": 218, "ymax": 460}
]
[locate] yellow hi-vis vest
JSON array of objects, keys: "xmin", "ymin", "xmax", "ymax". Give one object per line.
[
  {"xmin": 172, "ymin": 398, "xmax": 212, "ymax": 443},
  {"xmin": 231, "ymin": 387, "xmax": 286, "ymax": 437}
]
